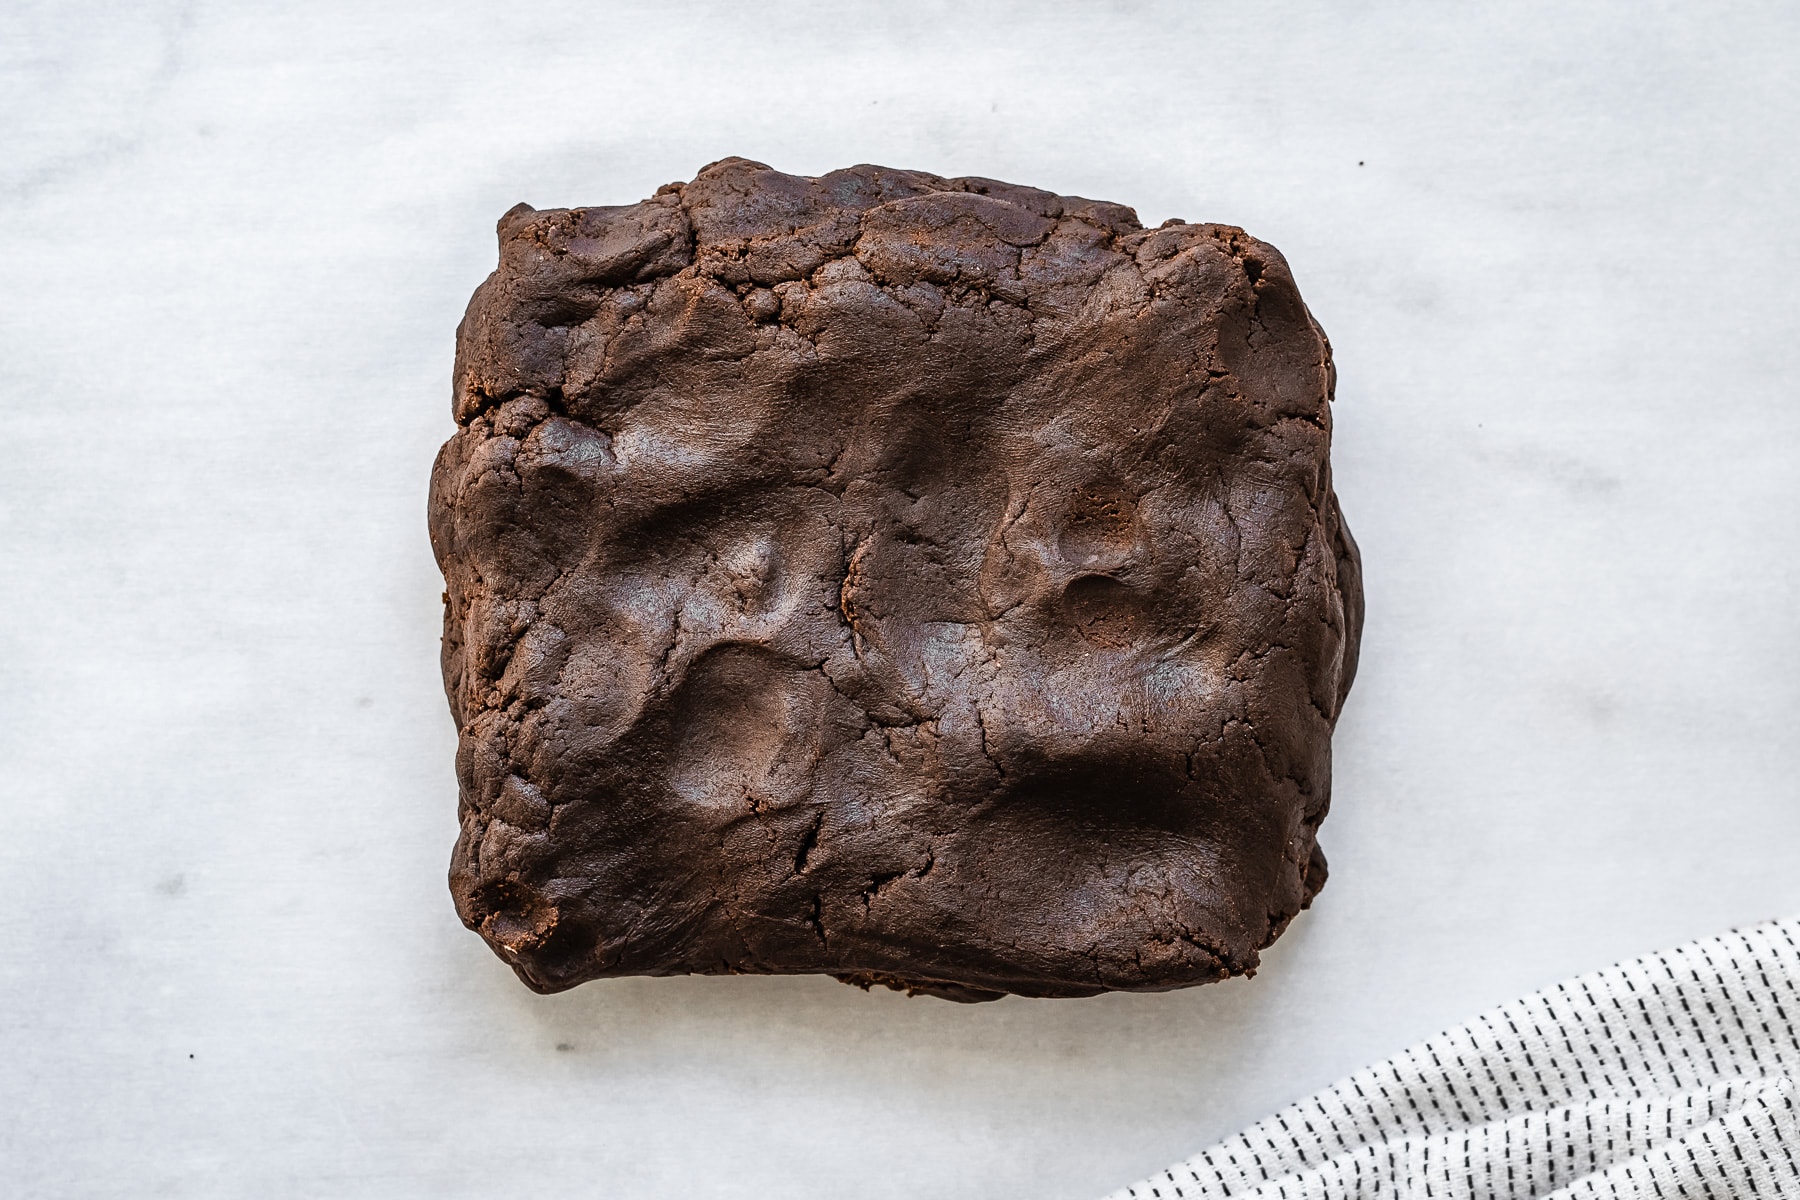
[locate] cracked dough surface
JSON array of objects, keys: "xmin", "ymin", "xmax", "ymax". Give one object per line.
[{"xmin": 428, "ymin": 158, "xmax": 1364, "ymax": 1001}]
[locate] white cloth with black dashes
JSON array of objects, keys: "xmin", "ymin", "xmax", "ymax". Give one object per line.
[{"xmin": 1106, "ymin": 916, "xmax": 1800, "ymax": 1199}]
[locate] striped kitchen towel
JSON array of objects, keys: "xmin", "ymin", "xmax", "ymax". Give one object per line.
[{"xmin": 1107, "ymin": 915, "xmax": 1800, "ymax": 1198}]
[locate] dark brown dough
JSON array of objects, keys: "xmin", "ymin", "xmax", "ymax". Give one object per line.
[{"xmin": 429, "ymin": 159, "xmax": 1363, "ymax": 1002}]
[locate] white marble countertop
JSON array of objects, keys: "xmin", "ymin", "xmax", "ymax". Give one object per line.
[{"xmin": 4, "ymin": 3, "xmax": 1797, "ymax": 1196}]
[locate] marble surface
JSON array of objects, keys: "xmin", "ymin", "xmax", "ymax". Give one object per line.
[{"xmin": 3, "ymin": 3, "xmax": 1797, "ymax": 1196}]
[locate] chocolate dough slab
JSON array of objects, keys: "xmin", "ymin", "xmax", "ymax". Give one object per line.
[{"xmin": 429, "ymin": 159, "xmax": 1363, "ymax": 1001}]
